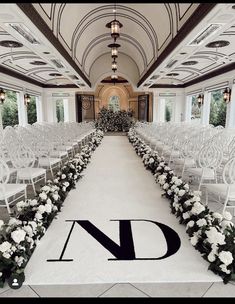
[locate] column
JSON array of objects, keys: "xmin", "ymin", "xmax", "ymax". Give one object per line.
[
  {"xmin": 201, "ymin": 91, "xmax": 211, "ymax": 125},
  {"xmin": 17, "ymin": 91, "xmax": 28, "ymax": 126},
  {"xmin": 36, "ymin": 95, "xmax": 44, "ymax": 122},
  {"xmin": 152, "ymin": 90, "xmax": 158, "ymax": 122},
  {"xmin": 0, "ymin": 104, "xmax": 3, "ymax": 130},
  {"xmin": 157, "ymin": 98, "xmax": 165, "ymax": 122},
  {"xmin": 173, "ymin": 93, "xmax": 185, "ymax": 122},
  {"xmin": 63, "ymin": 99, "xmax": 69, "ymax": 122},
  {"xmin": 226, "ymin": 83, "xmax": 235, "ymax": 129},
  {"xmin": 184, "ymin": 95, "xmax": 192, "ymax": 122}
]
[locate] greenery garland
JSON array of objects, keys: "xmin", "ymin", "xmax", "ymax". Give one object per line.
[
  {"xmin": 0, "ymin": 130, "xmax": 104, "ymax": 289},
  {"xmin": 128, "ymin": 128, "xmax": 235, "ymax": 284}
]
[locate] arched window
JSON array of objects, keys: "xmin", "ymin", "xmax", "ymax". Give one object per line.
[
  {"xmin": 191, "ymin": 95, "xmax": 201, "ymax": 121},
  {"xmin": 108, "ymin": 95, "xmax": 120, "ymax": 112}
]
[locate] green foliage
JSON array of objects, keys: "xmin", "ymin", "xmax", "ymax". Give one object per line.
[
  {"xmin": 1, "ymin": 91, "xmax": 18, "ymax": 128},
  {"xmin": 27, "ymin": 96, "xmax": 37, "ymax": 125},
  {"xmin": 56, "ymin": 100, "xmax": 64, "ymax": 122},
  {"xmin": 165, "ymin": 105, "xmax": 171, "ymax": 122},
  {"xmin": 209, "ymin": 90, "xmax": 226, "ymax": 127}
]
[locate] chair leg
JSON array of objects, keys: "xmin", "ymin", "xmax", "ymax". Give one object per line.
[
  {"xmin": 205, "ymin": 188, "xmax": 208, "ymax": 206},
  {"xmin": 31, "ymin": 178, "xmax": 36, "ymax": 195},
  {"xmin": 5, "ymin": 198, "xmax": 11, "ymax": 214}
]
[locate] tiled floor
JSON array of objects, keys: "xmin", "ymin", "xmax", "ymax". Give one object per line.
[{"xmin": 0, "ymin": 282, "xmax": 234, "ymax": 297}]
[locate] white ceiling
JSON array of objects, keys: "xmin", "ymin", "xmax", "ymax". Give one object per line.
[{"xmin": 0, "ymin": 3, "xmax": 234, "ymax": 90}]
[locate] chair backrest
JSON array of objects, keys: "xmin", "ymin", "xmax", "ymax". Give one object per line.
[
  {"xmin": 222, "ymin": 157, "xmax": 235, "ymax": 185},
  {"xmin": 198, "ymin": 141, "xmax": 223, "ymax": 169},
  {"xmin": 0, "ymin": 158, "xmax": 10, "ymax": 184}
]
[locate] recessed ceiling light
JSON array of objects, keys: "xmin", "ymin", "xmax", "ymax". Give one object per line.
[
  {"xmin": 0, "ymin": 40, "xmax": 23, "ymax": 48},
  {"xmin": 30, "ymin": 61, "xmax": 47, "ymax": 65},
  {"xmin": 49, "ymin": 73, "xmax": 62, "ymax": 77},
  {"xmin": 182, "ymin": 61, "xmax": 198, "ymax": 66},
  {"xmin": 43, "ymin": 51, "xmax": 50, "ymax": 54},
  {"xmin": 206, "ymin": 40, "xmax": 230, "ymax": 48},
  {"xmin": 232, "ymin": 5, "xmax": 235, "ymax": 9},
  {"xmin": 166, "ymin": 73, "xmax": 179, "ymax": 76},
  {"xmin": 180, "ymin": 52, "xmax": 187, "ymax": 55}
]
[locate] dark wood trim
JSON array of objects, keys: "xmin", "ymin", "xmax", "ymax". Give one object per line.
[
  {"xmin": 137, "ymin": 3, "xmax": 217, "ymax": 87},
  {"xmin": 150, "ymin": 84, "xmax": 185, "ymax": 88},
  {"xmin": 42, "ymin": 84, "xmax": 78, "ymax": 88},
  {"xmin": 16, "ymin": 3, "xmax": 91, "ymax": 87},
  {"xmin": 0, "ymin": 65, "xmax": 43, "ymax": 87},
  {"xmin": 185, "ymin": 62, "xmax": 235, "ymax": 87}
]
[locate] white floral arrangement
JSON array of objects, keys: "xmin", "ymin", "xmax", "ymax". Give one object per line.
[
  {"xmin": 128, "ymin": 128, "xmax": 235, "ymax": 284},
  {"xmin": 0, "ymin": 130, "xmax": 104, "ymax": 288}
]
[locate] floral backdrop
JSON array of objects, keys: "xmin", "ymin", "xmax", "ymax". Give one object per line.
[{"xmin": 95, "ymin": 107, "xmax": 134, "ymax": 132}]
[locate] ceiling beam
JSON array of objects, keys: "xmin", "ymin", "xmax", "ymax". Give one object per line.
[
  {"xmin": 137, "ymin": 3, "xmax": 217, "ymax": 87},
  {"xmin": 16, "ymin": 3, "xmax": 91, "ymax": 87}
]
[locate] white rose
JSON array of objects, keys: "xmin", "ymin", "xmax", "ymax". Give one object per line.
[
  {"xmin": 178, "ymin": 189, "xmax": 186, "ymax": 197},
  {"xmin": 46, "ymin": 198, "xmax": 52, "ymax": 205},
  {"xmin": 39, "ymin": 192, "xmax": 47, "ymax": 201},
  {"xmin": 11, "ymin": 229, "xmax": 26, "ymax": 244},
  {"xmin": 41, "ymin": 185, "xmax": 50, "ymax": 193},
  {"xmin": 167, "ymin": 190, "xmax": 172, "ymax": 195},
  {"xmin": 171, "ymin": 185, "xmax": 176, "ymax": 190},
  {"xmin": 29, "ymin": 221, "xmax": 37, "ymax": 231},
  {"xmin": 149, "ymin": 158, "xmax": 154, "ymax": 164},
  {"xmin": 0, "ymin": 220, "xmax": 4, "ymax": 231},
  {"xmin": 219, "ymin": 264, "xmax": 231, "ymax": 274},
  {"xmin": 35, "ymin": 212, "xmax": 43, "ymax": 220},
  {"xmin": 2, "ymin": 252, "xmax": 11, "ymax": 259},
  {"xmin": 223, "ymin": 211, "xmax": 232, "ymax": 221},
  {"xmin": 208, "ymin": 251, "xmax": 216, "ymax": 262},
  {"xmin": 30, "ymin": 199, "xmax": 38, "ymax": 207},
  {"xmin": 191, "ymin": 202, "xmax": 205, "ymax": 215},
  {"xmin": 213, "ymin": 212, "xmax": 223, "ymax": 221},
  {"xmin": 163, "ymin": 183, "xmax": 169, "ymax": 190},
  {"xmin": 196, "ymin": 218, "xmax": 207, "ymax": 227},
  {"xmin": 23, "ymin": 225, "xmax": 33, "ymax": 237},
  {"xmin": 175, "ymin": 179, "xmax": 183, "ymax": 186},
  {"xmin": 54, "ymin": 178, "xmax": 59, "ymax": 183},
  {"xmin": 218, "ymin": 251, "xmax": 233, "ymax": 266},
  {"xmin": 0, "ymin": 241, "xmax": 12, "ymax": 253},
  {"xmin": 15, "ymin": 256, "xmax": 24, "ymax": 267},
  {"xmin": 184, "ymin": 184, "xmax": 189, "ymax": 190},
  {"xmin": 61, "ymin": 174, "xmax": 66, "ymax": 179},
  {"xmin": 183, "ymin": 212, "xmax": 190, "ymax": 219},
  {"xmin": 53, "ymin": 206, "xmax": 58, "ymax": 211},
  {"xmin": 221, "ymin": 220, "xmax": 234, "ymax": 230},
  {"xmin": 164, "ymin": 166, "xmax": 170, "ymax": 171},
  {"xmin": 64, "ymin": 182, "xmax": 70, "ymax": 187},
  {"xmin": 74, "ymin": 174, "xmax": 77, "ymax": 179},
  {"xmin": 190, "ymin": 235, "xmax": 198, "ymax": 246},
  {"xmin": 174, "ymin": 187, "xmax": 179, "ymax": 194},
  {"xmin": 62, "ymin": 186, "xmax": 66, "ymax": 192},
  {"xmin": 38, "ymin": 205, "xmax": 46, "ymax": 214},
  {"xmin": 186, "ymin": 220, "xmax": 195, "ymax": 228},
  {"xmin": 53, "ymin": 194, "xmax": 59, "ymax": 201},
  {"xmin": 205, "ymin": 227, "xmax": 225, "ymax": 245},
  {"xmin": 172, "ymin": 176, "xmax": 177, "ymax": 182},
  {"xmin": 45, "ymin": 203, "xmax": 52, "ymax": 214}
]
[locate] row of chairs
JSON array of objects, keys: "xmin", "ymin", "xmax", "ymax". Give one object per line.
[
  {"xmin": 0, "ymin": 121, "xmax": 96, "ymax": 214},
  {"xmin": 136, "ymin": 121, "xmax": 235, "ymax": 215}
]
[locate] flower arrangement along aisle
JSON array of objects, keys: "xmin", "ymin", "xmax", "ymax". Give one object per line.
[
  {"xmin": 95, "ymin": 107, "xmax": 134, "ymax": 132},
  {"xmin": 0, "ymin": 130, "xmax": 104, "ymax": 289},
  {"xmin": 127, "ymin": 128, "xmax": 235, "ymax": 284}
]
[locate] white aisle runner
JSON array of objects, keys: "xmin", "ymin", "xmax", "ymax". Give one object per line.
[{"xmin": 24, "ymin": 136, "xmax": 221, "ymax": 284}]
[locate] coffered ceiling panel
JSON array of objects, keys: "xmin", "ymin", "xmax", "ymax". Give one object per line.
[{"xmin": 0, "ymin": 3, "xmax": 233, "ymax": 89}]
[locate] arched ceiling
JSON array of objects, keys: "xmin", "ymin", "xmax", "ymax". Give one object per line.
[{"xmin": 0, "ymin": 3, "xmax": 234, "ymax": 90}]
